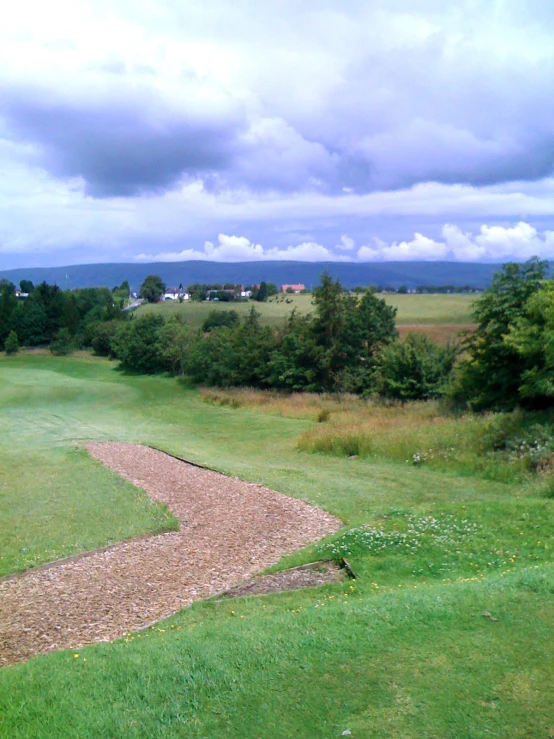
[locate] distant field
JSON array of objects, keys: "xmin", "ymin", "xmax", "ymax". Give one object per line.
[{"xmin": 138, "ymin": 292, "xmax": 476, "ymax": 328}]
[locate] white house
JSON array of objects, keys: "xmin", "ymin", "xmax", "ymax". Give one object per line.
[
  {"xmin": 163, "ymin": 287, "xmax": 190, "ymax": 301},
  {"xmin": 240, "ymin": 290, "xmax": 253, "ymax": 298}
]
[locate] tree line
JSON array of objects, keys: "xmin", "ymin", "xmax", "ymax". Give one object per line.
[
  {"xmin": 0, "ymin": 279, "xmax": 128, "ymax": 355},
  {"xmin": 100, "ymin": 272, "xmax": 458, "ymax": 401},
  {"xmin": 3, "ymin": 260, "xmax": 553, "ymax": 410}
]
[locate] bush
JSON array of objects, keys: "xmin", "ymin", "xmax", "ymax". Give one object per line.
[
  {"xmin": 50, "ymin": 328, "xmax": 75, "ymax": 356},
  {"xmin": 112, "ymin": 314, "xmax": 166, "ymax": 372},
  {"xmin": 156, "ymin": 318, "xmax": 197, "ymax": 374},
  {"xmin": 184, "ymin": 309, "xmax": 276, "ymax": 387},
  {"xmin": 202, "ymin": 309, "xmax": 240, "ymax": 332},
  {"xmin": 376, "ymin": 334, "xmax": 458, "ymax": 402},
  {"xmin": 5, "ymin": 330, "xmax": 18, "ymax": 355},
  {"xmin": 90, "ymin": 320, "xmax": 120, "ymax": 356}
]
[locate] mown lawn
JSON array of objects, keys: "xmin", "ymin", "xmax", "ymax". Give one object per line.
[
  {"xmin": 138, "ymin": 292, "xmax": 476, "ymax": 327},
  {"xmin": 1, "ymin": 353, "xmax": 552, "ymax": 738}
]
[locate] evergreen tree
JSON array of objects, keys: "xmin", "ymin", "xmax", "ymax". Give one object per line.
[
  {"xmin": 0, "ymin": 284, "xmax": 17, "ymax": 347},
  {"xmin": 256, "ymin": 281, "xmax": 269, "ymax": 302},
  {"xmin": 4, "ymin": 330, "xmax": 19, "ymax": 355}
]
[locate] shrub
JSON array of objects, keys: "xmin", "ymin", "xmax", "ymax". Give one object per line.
[
  {"xmin": 4, "ymin": 330, "xmax": 18, "ymax": 355},
  {"xmin": 112, "ymin": 314, "xmax": 166, "ymax": 372},
  {"xmin": 50, "ymin": 328, "xmax": 75, "ymax": 356},
  {"xmin": 90, "ymin": 320, "xmax": 120, "ymax": 356},
  {"xmin": 201, "ymin": 309, "xmax": 240, "ymax": 332},
  {"xmin": 376, "ymin": 334, "xmax": 459, "ymax": 402}
]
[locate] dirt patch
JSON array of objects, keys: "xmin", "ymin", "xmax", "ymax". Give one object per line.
[
  {"xmin": 219, "ymin": 561, "xmax": 345, "ymax": 598},
  {"xmin": 0, "ymin": 443, "xmax": 341, "ymax": 665}
]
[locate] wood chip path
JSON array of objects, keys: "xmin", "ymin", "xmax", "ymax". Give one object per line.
[{"xmin": 0, "ymin": 443, "xmax": 341, "ymax": 665}]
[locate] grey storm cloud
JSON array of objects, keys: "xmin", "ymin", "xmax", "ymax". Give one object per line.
[
  {"xmin": 0, "ymin": 82, "xmax": 247, "ymax": 196},
  {"xmin": 2, "ymin": 23, "xmax": 554, "ymax": 199}
]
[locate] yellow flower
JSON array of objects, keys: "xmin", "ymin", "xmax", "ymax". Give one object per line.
[{"xmin": 74, "ymin": 654, "xmax": 79, "ymax": 658}]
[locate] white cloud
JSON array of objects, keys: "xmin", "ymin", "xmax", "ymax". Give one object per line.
[
  {"xmin": 475, "ymin": 222, "xmax": 554, "ymax": 260},
  {"xmin": 265, "ymin": 241, "xmax": 346, "ymax": 261},
  {"xmin": 358, "ymin": 232, "xmax": 448, "ymax": 261},
  {"xmin": 357, "ymin": 222, "xmax": 554, "ymax": 262},
  {"xmin": 134, "ymin": 235, "xmax": 350, "ymax": 263},
  {"xmin": 205, "ymin": 234, "xmax": 265, "ymax": 261}
]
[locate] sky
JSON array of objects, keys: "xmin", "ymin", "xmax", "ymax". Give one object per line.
[{"xmin": 1, "ymin": 0, "xmax": 554, "ymax": 268}]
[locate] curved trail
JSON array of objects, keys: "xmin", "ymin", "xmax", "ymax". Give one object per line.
[{"xmin": 0, "ymin": 443, "xmax": 340, "ymax": 665}]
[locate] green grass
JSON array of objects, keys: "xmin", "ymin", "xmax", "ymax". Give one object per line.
[
  {"xmin": 0, "ymin": 447, "xmax": 176, "ymax": 576},
  {"xmin": 0, "ymin": 359, "xmax": 178, "ymax": 576},
  {"xmin": 138, "ymin": 292, "xmax": 476, "ymax": 327},
  {"xmin": 1, "ymin": 352, "xmax": 553, "ymax": 737},
  {"xmin": 385, "ymin": 293, "xmax": 476, "ymax": 324}
]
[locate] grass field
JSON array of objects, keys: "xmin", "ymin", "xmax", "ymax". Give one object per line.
[
  {"xmin": 1, "ymin": 353, "xmax": 553, "ymax": 738},
  {"xmin": 138, "ymin": 292, "xmax": 476, "ymax": 328}
]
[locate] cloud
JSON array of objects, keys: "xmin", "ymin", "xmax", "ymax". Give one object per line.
[
  {"xmin": 336, "ymin": 235, "xmax": 355, "ymax": 251},
  {"xmin": 358, "ymin": 232, "xmax": 448, "ymax": 261},
  {"xmin": 3, "ymin": 1, "xmax": 554, "ymax": 202},
  {"xmin": 134, "ymin": 234, "xmax": 349, "ymax": 262},
  {"xmin": 265, "ymin": 241, "xmax": 348, "ymax": 261},
  {"xmin": 358, "ymin": 222, "xmax": 554, "ymax": 262},
  {"xmin": 2, "ymin": 2, "xmax": 554, "ymax": 265},
  {"xmin": 0, "ymin": 80, "xmax": 246, "ymax": 196}
]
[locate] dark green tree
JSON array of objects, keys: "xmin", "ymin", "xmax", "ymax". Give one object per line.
[
  {"xmin": 452, "ymin": 257, "xmax": 548, "ymax": 410},
  {"xmin": 504, "ymin": 281, "xmax": 554, "ymax": 404},
  {"xmin": 377, "ymin": 334, "xmax": 459, "ymax": 402},
  {"xmin": 50, "ymin": 328, "xmax": 74, "ymax": 356},
  {"xmin": 19, "ymin": 280, "xmax": 34, "ymax": 294},
  {"xmin": 4, "ymin": 330, "xmax": 19, "ymax": 355},
  {"xmin": 13, "ymin": 301, "xmax": 48, "ymax": 345},
  {"xmin": 90, "ymin": 320, "xmax": 120, "ymax": 356},
  {"xmin": 0, "ymin": 284, "xmax": 17, "ymax": 347},
  {"xmin": 140, "ymin": 275, "xmax": 166, "ymax": 303},
  {"xmin": 268, "ymin": 311, "xmax": 323, "ymax": 390},
  {"xmin": 256, "ymin": 281, "xmax": 269, "ymax": 302},
  {"xmin": 112, "ymin": 314, "xmax": 166, "ymax": 372}
]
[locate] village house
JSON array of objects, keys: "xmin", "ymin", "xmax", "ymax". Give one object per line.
[
  {"xmin": 163, "ymin": 287, "xmax": 189, "ymax": 301},
  {"xmin": 281, "ymin": 283, "xmax": 306, "ymax": 294}
]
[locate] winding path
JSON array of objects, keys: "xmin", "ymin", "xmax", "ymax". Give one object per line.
[{"xmin": 0, "ymin": 443, "xmax": 340, "ymax": 665}]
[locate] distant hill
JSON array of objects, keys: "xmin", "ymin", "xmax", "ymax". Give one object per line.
[{"xmin": 0, "ymin": 260, "xmax": 503, "ymax": 291}]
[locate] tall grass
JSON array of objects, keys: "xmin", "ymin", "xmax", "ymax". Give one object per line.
[
  {"xmin": 299, "ymin": 404, "xmax": 554, "ymax": 485},
  {"xmin": 201, "ymin": 387, "xmax": 362, "ymax": 420},
  {"xmin": 202, "ymin": 387, "xmax": 554, "ymax": 486}
]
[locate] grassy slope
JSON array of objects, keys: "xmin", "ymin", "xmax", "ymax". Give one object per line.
[
  {"xmin": 1, "ymin": 354, "xmax": 553, "ymax": 738},
  {"xmin": 0, "ymin": 355, "xmax": 178, "ymax": 576},
  {"xmin": 138, "ymin": 292, "xmax": 476, "ymax": 327}
]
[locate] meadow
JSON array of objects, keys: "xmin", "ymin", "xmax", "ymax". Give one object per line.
[
  {"xmin": 1, "ymin": 353, "xmax": 553, "ymax": 738},
  {"xmin": 138, "ymin": 292, "xmax": 476, "ymax": 329}
]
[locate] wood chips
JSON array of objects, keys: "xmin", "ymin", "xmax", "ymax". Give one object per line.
[{"xmin": 0, "ymin": 443, "xmax": 341, "ymax": 665}]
